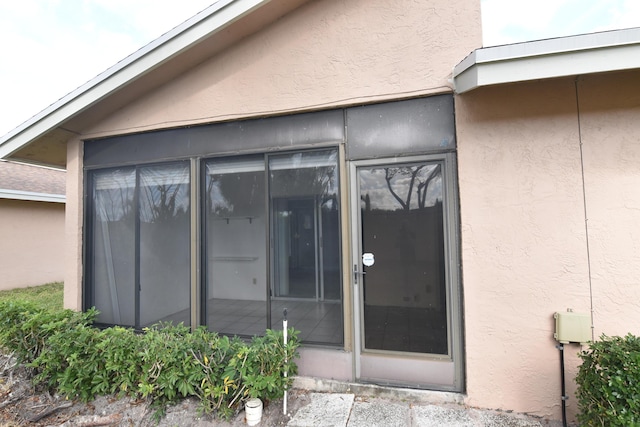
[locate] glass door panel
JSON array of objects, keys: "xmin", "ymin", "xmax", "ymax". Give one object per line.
[
  {"xmin": 272, "ymin": 197, "xmax": 317, "ymax": 299},
  {"xmin": 204, "ymin": 156, "xmax": 267, "ymax": 337},
  {"xmin": 269, "ymin": 149, "xmax": 343, "ymax": 345},
  {"xmin": 352, "ymin": 156, "xmax": 461, "ymax": 391},
  {"xmin": 138, "ymin": 163, "xmax": 191, "ymax": 327},
  {"xmin": 358, "ymin": 162, "xmax": 447, "ymax": 355},
  {"xmin": 91, "ymin": 168, "xmax": 136, "ymax": 326}
]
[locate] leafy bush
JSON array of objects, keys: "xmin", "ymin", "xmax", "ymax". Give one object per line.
[
  {"xmin": 576, "ymin": 334, "xmax": 640, "ymax": 426},
  {"xmin": 137, "ymin": 323, "xmax": 210, "ymax": 415},
  {"xmin": 32, "ymin": 321, "xmax": 105, "ymax": 401},
  {"xmin": 0, "ymin": 300, "xmax": 95, "ymax": 364},
  {"xmin": 0, "ymin": 301, "xmax": 300, "ymax": 421},
  {"xmin": 195, "ymin": 328, "xmax": 299, "ymax": 419}
]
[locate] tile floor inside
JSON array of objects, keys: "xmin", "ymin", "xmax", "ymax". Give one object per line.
[{"xmin": 158, "ymin": 298, "xmax": 344, "ymax": 345}]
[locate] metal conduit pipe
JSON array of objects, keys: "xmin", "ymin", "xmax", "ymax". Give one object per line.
[{"xmin": 557, "ymin": 344, "xmax": 568, "ymax": 427}]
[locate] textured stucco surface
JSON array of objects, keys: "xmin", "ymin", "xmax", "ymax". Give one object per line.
[
  {"xmin": 61, "ymin": 0, "xmax": 640, "ymax": 421},
  {"xmin": 64, "ymin": 137, "xmax": 83, "ymax": 310},
  {"xmin": 81, "ymin": 0, "xmax": 481, "ymax": 138},
  {"xmin": 67, "ymin": 1, "xmax": 481, "ymax": 318},
  {"xmin": 577, "ymin": 70, "xmax": 640, "ymax": 339},
  {"xmin": 60, "ymin": 0, "xmax": 640, "ymax": 421},
  {"xmin": 456, "ymin": 70, "xmax": 640, "ymax": 421},
  {"xmin": 0, "ymin": 199, "xmax": 65, "ymax": 290},
  {"xmin": 60, "ymin": 0, "xmax": 640, "ymax": 423},
  {"xmin": 66, "ymin": 0, "xmax": 482, "ymax": 305}
]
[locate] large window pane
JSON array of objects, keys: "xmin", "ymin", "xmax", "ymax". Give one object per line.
[
  {"xmin": 204, "ymin": 157, "xmax": 267, "ymax": 336},
  {"xmin": 91, "ymin": 168, "xmax": 136, "ymax": 326},
  {"xmin": 359, "ymin": 163, "xmax": 447, "ymax": 354},
  {"xmin": 269, "ymin": 149, "xmax": 343, "ymax": 345},
  {"xmin": 138, "ymin": 163, "xmax": 191, "ymax": 327}
]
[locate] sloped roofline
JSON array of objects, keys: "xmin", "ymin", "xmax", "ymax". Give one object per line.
[
  {"xmin": 453, "ymin": 27, "xmax": 640, "ymax": 93},
  {"xmin": 0, "ymin": 0, "xmax": 274, "ymax": 163}
]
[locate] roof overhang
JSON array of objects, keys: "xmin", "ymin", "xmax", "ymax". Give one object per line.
[
  {"xmin": 453, "ymin": 27, "xmax": 640, "ymax": 94},
  {"xmin": 0, "ymin": 189, "xmax": 65, "ymax": 203},
  {"xmin": 0, "ymin": 0, "xmax": 309, "ymax": 168}
]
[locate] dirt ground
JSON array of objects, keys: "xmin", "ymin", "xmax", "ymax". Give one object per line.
[{"xmin": 0, "ymin": 353, "xmax": 310, "ymax": 427}]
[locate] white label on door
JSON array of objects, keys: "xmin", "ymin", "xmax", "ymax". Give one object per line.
[{"xmin": 362, "ymin": 252, "xmax": 375, "ymax": 267}]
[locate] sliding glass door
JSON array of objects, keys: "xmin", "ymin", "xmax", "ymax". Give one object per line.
[
  {"xmin": 87, "ymin": 149, "xmax": 343, "ymax": 346},
  {"xmin": 89, "ymin": 162, "xmax": 191, "ymax": 328},
  {"xmin": 203, "ymin": 156, "xmax": 267, "ymax": 336},
  {"xmin": 269, "ymin": 149, "xmax": 343, "ymax": 344}
]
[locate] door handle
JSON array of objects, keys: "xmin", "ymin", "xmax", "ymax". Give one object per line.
[{"xmin": 353, "ymin": 264, "xmax": 366, "ymax": 285}]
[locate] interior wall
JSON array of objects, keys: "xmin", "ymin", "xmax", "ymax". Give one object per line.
[
  {"xmin": 0, "ymin": 199, "xmax": 65, "ymax": 290},
  {"xmin": 207, "ymin": 216, "xmax": 267, "ymax": 301},
  {"xmin": 456, "ymin": 69, "xmax": 640, "ymax": 421}
]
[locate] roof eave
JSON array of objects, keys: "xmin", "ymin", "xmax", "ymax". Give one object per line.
[
  {"xmin": 0, "ymin": 189, "xmax": 65, "ymax": 203},
  {"xmin": 453, "ymin": 27, "xmax": 640, "ymax": 94},
  {"xmin": 0, "ymin": 0, "xmax": 275, "ymax": 165}
]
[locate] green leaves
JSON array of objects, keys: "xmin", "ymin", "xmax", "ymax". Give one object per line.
[
  {"xmin": 194, "ymin": 328, "xmax": 300, "ymax": 418},
  {"xmin": 0, "ymin": 302, "xmax": 301, "ymax": 422},
  {"xmin": 576, "ymin": 334, "xmax": 640, "ymax": 427},
  {"xmin": 0, "ymin": 300, "xmax": 95, "ymax": 365},
  {"xmin": 194, "ymin": 328, "xmax": 300, "ymax": 419}
]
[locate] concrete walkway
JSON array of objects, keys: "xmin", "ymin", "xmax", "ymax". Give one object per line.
[{"xmin": 285, "ymin": 378, "xmax": 563, "ymax": 427}]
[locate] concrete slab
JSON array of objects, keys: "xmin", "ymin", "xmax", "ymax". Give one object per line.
[
  {"xmin": 412, "ymin": 404, "xmax": 475, "ymax": 427},
  {"xmin": 346, "ymin": 397, "xmax": 410, "ymax": 427},
  {"xmin": 471, "ymin": 408, "xmax": 544, "ymax": 426},
  {"xmin": 287, "ymin": 393, "xmax": 354, "ymax": 427}
]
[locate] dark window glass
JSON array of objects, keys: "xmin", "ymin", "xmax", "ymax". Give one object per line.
[
  {"xmin": 88, "ymin": 162, "xmax": 190, "ymax": 328},
  {"xmin": 204, "ymin": 157, "xmax": 267, "ymax": 336},
  {"xmin": 91, "ymin": 168, "xmax": 136, "ymax": 325},
  {"xmin": 359, "ymin": 162, "xmax": 447, "ymax": 355},
  {"xmin": 346, "ymin": 95, "xmax": 455, "ymax": 160},
  {"xmin": 269, "ymin": 149, "xmax": 343, "ymax": 345},
  {"xmin": 138, "ymin": 164, "xmax": 191, "ymax": 327}
]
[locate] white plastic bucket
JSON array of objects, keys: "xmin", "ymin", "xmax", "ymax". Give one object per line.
[{"xmin": 245, "ymin": 398, "xmax": 263, "ymax": 426}]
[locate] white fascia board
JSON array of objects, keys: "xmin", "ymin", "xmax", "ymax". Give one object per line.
[
  {"xmin": 0, "ymin": 0, "xmax": 270, "ymax": 160},
  {"xmin": 454, "ymin": 28, "xmax": 640, "ymax": 93},
  {"xmin": 0, "ymin": 189, "xmax": 65, "ymax": 203}
]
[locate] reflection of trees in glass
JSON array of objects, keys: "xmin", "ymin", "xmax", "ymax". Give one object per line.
[
  {"xmin": 270, "ymin": 166, "xmax": 337, "ymax": 201},
  {"xmin": 94, "ymin": 167, "xmax": 189, "ymax": 224},
  {"xmin": 141, "ymin": 183, "xmax": 188, "ymax": 222},
  {"xmin": 383, "ymin": 164, "xmax": 441, "ymax": 210},
  {"xmin": 94, "ymin": 169, "xmax": 135, "ymax": 222},
  {"xmin": 270, "ymin": 150, "xmax": 338, "ymax": 203},
  {"xmin": 139, "ymin": 165, "xmax": 190, "ymax": 223},
  {"xmin": 206, "ymin": 172, "xmax": 264, "ymax": 217}
]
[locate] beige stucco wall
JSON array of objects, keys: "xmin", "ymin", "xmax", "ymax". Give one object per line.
[
  {"xmin": 59, "ymin": 0, "xmax": 640, "ymax": 421},
  {"xmin": 0, "ymin": 199, "xmax": 65, "ymax": 290},
  {"xmin": 66, "ymin": 0, "xmax": 481, "ymax": 309},
  {"xmin": 456, "ymin": 69, "xmax": 640, "ymax": 421},
  {"xmin": 64, "ymin": 137, "xmax": 83, "ymax": 310},
  {"xmin": 81, "ymin": 0, "xmax": 481, "ymax": 139}
]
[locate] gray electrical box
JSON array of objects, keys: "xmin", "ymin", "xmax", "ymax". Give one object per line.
[{"xmin": 554, "ymin": 311, "xmax": 591, "ymax": 345}]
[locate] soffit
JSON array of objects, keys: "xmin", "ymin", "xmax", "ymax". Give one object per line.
[
  {"xmin": 0, "ymin": 0, "xmax": 309, "ymax": 168},
  {"xmin": 453, "ymin": 27, "xmax": 640, "ymax": 94}
]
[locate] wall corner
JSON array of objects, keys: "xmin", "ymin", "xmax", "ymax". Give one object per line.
[{"xmin": 64, "ymin": 137, "xmax": 84, "ymax": 311}]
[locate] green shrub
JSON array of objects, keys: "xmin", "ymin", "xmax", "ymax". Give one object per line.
[
  {"xmin": 137, "ymin": 323, "xmax": 209, "ymax": 416},
  {"xmin": 576, "ymin": 334, "xmax": 640, "ymax": 427},
  {"xmin": 32, "ymin": 322, "xmax": 104, "ymax": 401},
  {"xmin": 0, "ymin": 300, "xmax": 95, "ymax": 364},
  {"xmin": 195, "ymin": 328, "xmax": 299, "ymax": 419},
  {"xmin": 0, "ymin": 301, "xmax": 301, "ymax": 421}
]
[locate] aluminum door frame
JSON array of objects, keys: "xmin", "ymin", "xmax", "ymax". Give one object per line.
[{"xmin": 349, "ymin": 153, "xmax": 464, "ymax": 392}]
